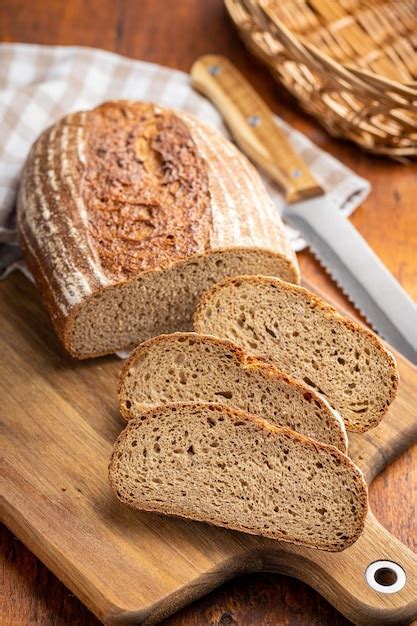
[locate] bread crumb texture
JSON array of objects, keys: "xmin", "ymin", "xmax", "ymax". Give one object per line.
[
  {"xmin": 109, "ymin": 404, "xmax": 367, "ymax": 551},
  {"xmin": 194, "ymin": 276, "xmax": 398, "ymax": 431},
  {"xmin": 119, "ymin": 332, "xmax": 347, "ymax": 451}
]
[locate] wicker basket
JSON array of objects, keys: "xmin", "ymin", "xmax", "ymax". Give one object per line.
[{"xmin": 225, "ymin": 0, "xmax": 417, "ymax": 157}]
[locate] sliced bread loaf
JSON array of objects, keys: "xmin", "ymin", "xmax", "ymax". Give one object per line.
[
  {"xmin": 194, "ymin": 276, "xmax": 399, "ymax": 432},
  {"xmin": 119, "ymin": 332, "xmax": 347, "ymax": 451},
  {"xmin": 109, "ymin": 403, "xmax": 368, "ymax": 551},
  {"xmin": 17, "ymin": 101, "xmax": 298, "ymax": 359}
]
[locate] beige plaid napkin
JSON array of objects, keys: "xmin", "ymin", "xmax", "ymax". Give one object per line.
[{"xmin": 0, "ymin": 43, "xmax": 370, "ymax": 278}]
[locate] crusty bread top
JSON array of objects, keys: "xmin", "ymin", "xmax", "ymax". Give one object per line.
[
  {"xmin": 83, "ymin": 103, "xmax": 212, "ymax": 278},
  {"xmin": 109, "ymin": 402, "xmax": 368, "ymax": 551},
  {"xmin": 194, "ymin": 275, "xmax": 399, "ymax": 432},
  {"xmin": 17, "ymin": 100, "xmax": 299, "ymax": 339}
]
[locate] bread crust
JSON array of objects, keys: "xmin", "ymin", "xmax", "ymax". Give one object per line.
[
  {"xmin": 117, "ymin": 331, "xmax": 348, "ymax": 452},
  {"xmin": 17, "ymin": 101, "xmax": 299, "ymax": 358},
  {"xmin": 194, "ymin": 275, "xmax": 399, "ymax": 432},
  {"xmin": 108, "ymin": 402, "xmax": 368, "ymax": 551}
]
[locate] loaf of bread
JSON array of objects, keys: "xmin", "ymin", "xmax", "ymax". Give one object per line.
[
  {"xmin": 109, "ymin": 403, "xmax": 368, "ymax": 551},
  {"xmin": 17, "ymin": 101, "xmax": 299, "ymax": 358},
  {"xmin": 119, "ymin": 332, "xmax": 347, "ymax": 451},
  {"xmin": 194, "ymin": 276, "xmax": 399, "ymax": 432}
]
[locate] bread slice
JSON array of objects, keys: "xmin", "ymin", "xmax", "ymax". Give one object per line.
[
  {"xmin": 109, "ymin": 403, "xmax": 368, "ymax": 551},
  {"xmin": 194, "ymin": 276, "xmax": 399, "ymax": 432},
  {"xmin": 119, "ymin": 332, "xmax": 347, "ymax": 452}
]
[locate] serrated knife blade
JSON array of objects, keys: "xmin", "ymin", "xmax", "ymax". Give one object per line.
[
  {"xmin": 284, "ymin": 196, "xmax": 417, "ymax": 362},
  {"xmin": 191, "ymin": 55, "xmax": 417, "ymax": 363}
]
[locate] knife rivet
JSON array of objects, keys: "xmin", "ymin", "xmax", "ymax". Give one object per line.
[
  {"xmin": 208, "ymin": 65, "xmax": 221, "ymax": 76},
  {"xmin": 248, "ymin": 115, "xmax": 262, "ymax": 127},
  {"xmin": 292, "ymin": 169, "xmax": 303, "ymax": 178}
]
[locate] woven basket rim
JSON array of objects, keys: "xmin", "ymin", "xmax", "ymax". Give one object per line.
[
  {"xmin": 225, "ymin": 0, "xmax": 417, "ymax": 157},
  {"xmin": 230, "ymin": 0, "xmax": 417, "ymax": 97}
]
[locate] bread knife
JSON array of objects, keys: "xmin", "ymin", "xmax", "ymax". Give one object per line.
[{"xmin": 191, "ymin": 54, "xmax": 417, "ymax": 364}]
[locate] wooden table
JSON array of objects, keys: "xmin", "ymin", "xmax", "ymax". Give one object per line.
[{"xmin": 1, "ymin": 1, "xmax": 416, "ymax": 624}]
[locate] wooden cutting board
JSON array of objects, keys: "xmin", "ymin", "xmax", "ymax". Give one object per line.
[{"xmin": 1, "ymin": 272, "xmax": 416, "ymax": 626}]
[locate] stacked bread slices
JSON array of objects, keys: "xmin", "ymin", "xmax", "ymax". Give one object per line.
[
  {"xmin": 110, "ymin": 277, "xmax": 398, "ymax": 551},
  {"xmin": 193, "ymin": 276, "xmax": 398, "ymax": 432},
  {"xmin": 118, "ymin": 333, "xmax": 348, "ymax": 451}
]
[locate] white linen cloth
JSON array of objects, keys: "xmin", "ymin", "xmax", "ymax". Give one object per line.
[{"xmin": 0, "ymin": 43, "xmax": 370, "ymax": 279}]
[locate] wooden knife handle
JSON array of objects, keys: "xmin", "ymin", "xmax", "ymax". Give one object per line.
[{"xmin": 190, "ymin": 54, "xmax": 324, "ymax": 203}]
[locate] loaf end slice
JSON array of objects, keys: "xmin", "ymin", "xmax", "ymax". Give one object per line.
[
  {"xmin": 119, "ymin": 332, "xmax": 347, "ymax": 452},
  {"xmin": 194, "ymin": 276, "xmax": 399, "ymax": 432},
  {"xmin": 109, "ymin": 403, "xmax": 368, "ymax": 551}
]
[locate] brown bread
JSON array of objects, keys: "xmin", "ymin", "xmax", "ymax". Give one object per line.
[
  {"xmin": 194, "ymin": 275, "xmax": 399, "ymax": 432},
  {"xmin": 17, "ymin": 101, "xmax": 299, "ymax": 359},
  {"xmin": 109, "ymin": 403, "xmax": 368, "ymax": 551},
  {"xmin": 119, "ymin": 332, "xmax": 347, "ymax": 451}
]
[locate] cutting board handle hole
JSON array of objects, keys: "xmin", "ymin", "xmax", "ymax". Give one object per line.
[{"xmin": 365, "ymin": 560, "xmax": 406, "ymax": 594}]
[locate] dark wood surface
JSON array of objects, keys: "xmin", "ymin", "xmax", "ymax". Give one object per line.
[{"xmin": 0, "ymin": 1, "xmax": 416, "ymax": 625}]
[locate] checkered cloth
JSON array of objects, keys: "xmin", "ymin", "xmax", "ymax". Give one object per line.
[{"xmin": 0, "ymin": 43, "xmax": 370, "ymax": 279}]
